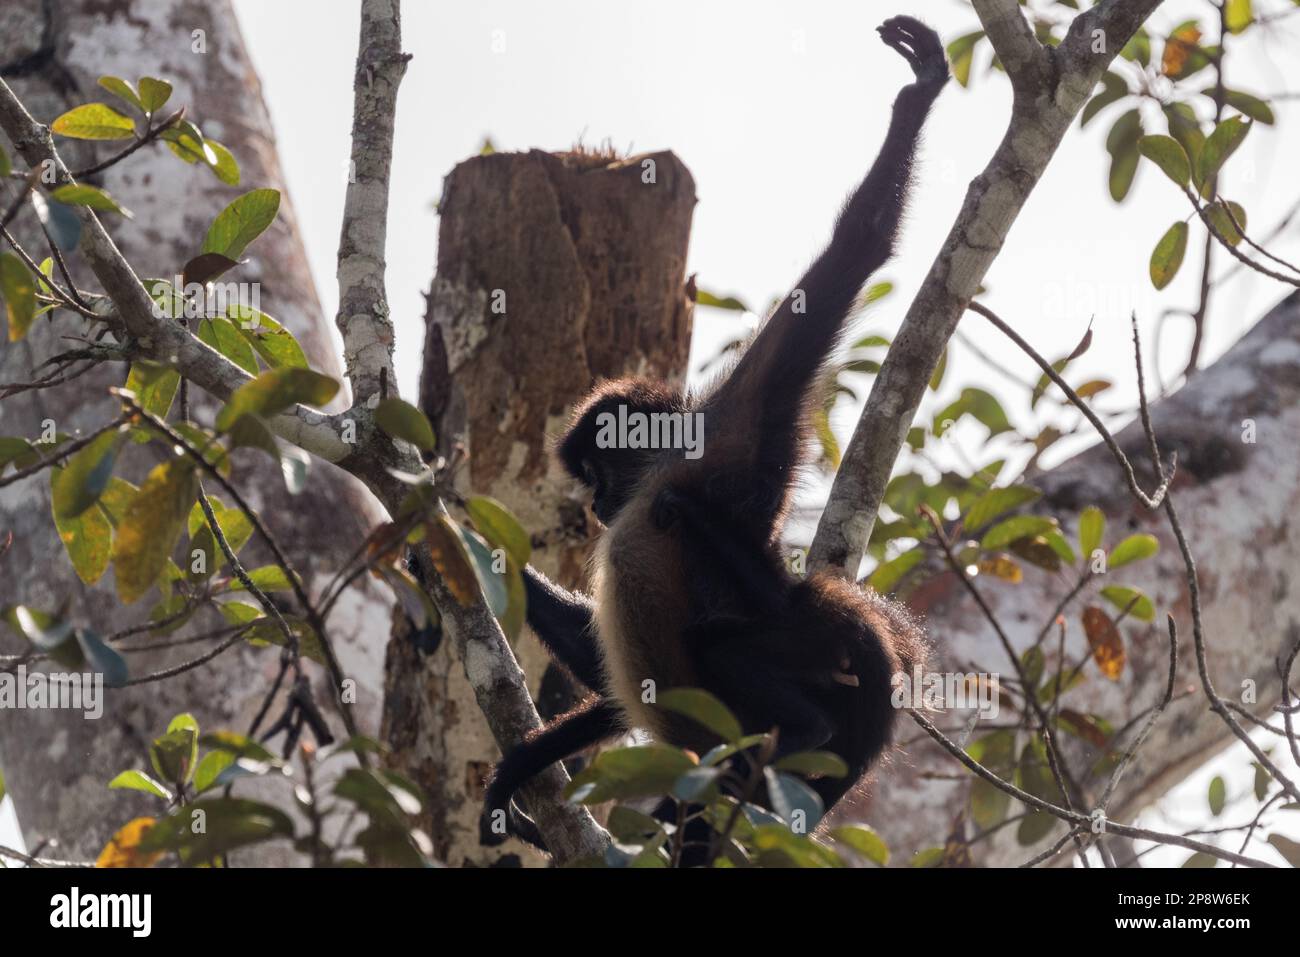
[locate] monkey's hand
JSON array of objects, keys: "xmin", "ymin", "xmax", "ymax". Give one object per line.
[{"xmin": 876, "ymin": 16, "xmax": 948, "ymax": 89}]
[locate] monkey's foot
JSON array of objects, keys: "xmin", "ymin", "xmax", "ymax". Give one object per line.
[{"xmin": 876, "ymin": 16, "xmax": 948, "ymax": 87}]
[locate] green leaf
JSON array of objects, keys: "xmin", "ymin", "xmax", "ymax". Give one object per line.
[
  {"xmin": 1267, "ymin": 833, "xmax": 1300, "ymax": 867},
  {"xmin": 1205, "ymin": 200, "xmax": 1247, "ymax": 246},
  {"xmin": 1100, "ymin": 584, "xmax": 1155, "ymax": 622},
  {"xmin": 935, "ymin": 387, "xmax": 1012, "ymax": 437},
  {"xmin": 1182, "ymin": 851, "xmax": 1218, "ymax": 868},
  {"xmin": 111, "ymin": 456, "xmax": 199, "ymax": 604},
  {"xmin": 2, "ymin": 605, "xmax": 74, "ymax": 650},
  {"xmin": 1163, "ymin": 103, "xmax": 1206, "ymax": 171},
  {"xmin": 1, "ymin": 252, "xmax": 37, "ymax": 342},
  {"xmin": 867, "ymin": 548, "xmax": 923, "ymax": 595},
  {"xmin": 215, "ymin": 367, "xmax": 339, "ymax": 432},
  {"xmin": 201, "ymin": 188, "xmax": 280, "ymax": 260},
  {"xmin": 1254, "ymin": 761, "xmax": 1270, "ymax": 801},
  {"xmin": 657, "ymin": 688, "xmax": 743, "ymax": 744},
  {"xmin": 465, "ymin": 496, "xmax": 530, "ymax": 568},
  {"xmin": 204, "ymin": 139, "xmax": 241, "ymax": 185},
  {"xmin": 829, "ymin": 826, "xmax": 888, "ymax": 865},
  {"xmin": 1224, "ymin": 0, "xmax": 1253, "ymax": 34},
  {"xmin": 97, "ymin": 76, "xmax": 145, "ymax": 112},
  {"xmin": 1017, "ymin": 811, "xmax": 1057, "ymax": 846},
  {"xmin": 1137, "ymin": 135, "xmax": 1190, "ymax": 187},
  {"xmin": 1208, "ymin": 775, "xmax": 1226, "ymax": 816},
  {"xmin": 566, "ymin": 745, "xmax": 697, "ymax": 804},
  {"xmin": 51, "ymin": 427, "xmax": 124, "ymax": 519},
  {"xmin": 981, "ymin": 515, "xmax": 1056, "ymax": 551},
  {"xmin": 928, "ymin": 344, "xmax": 948, "ymax": 392},
  {"xmin": 137, "ymin": 76, "xmax": 173, "ymax": 113},
  {"xmin": 963, "ymin": 485, "xmax": 1041, "ymax": 533},
  {"xmin": 50, "ymin": 103, "xmax": 136, "ymax": 140},
  {"xmin": 1081, "ymin": 71, "xmax": 1129, "ymax": 127},
  {"xmin": 198, "ymin": 317, "xmax": 259, "ymax": 375},
  {"xmin": 970, "ymin": 775, "xmax": 1011, "ymax": 830},
  {"xmin": 1021, "ymin": 646, "xmax": 1045, "ymax": 691},
  {"xmin": 0, "ymin": 143, "xmax": 9, "ymax": 178},
  {"xmin": 1198, "ymin": 117, "xmax": 1251, "ymax": 188},
  {"xmin": 1078, "ymin": 506, "xmax": 1105, "ymax": 556},
  {"xmin": 693, "ymin": 289, "xmax": 749, "ymax": 311},
  {"xmin": 242, "ymin": 615, "xmax": 327, "ymax": 665},
  {"xmin": 50, "ymin": 183, "xmax": 132, "ymax": 217},
  {"xmin": 1108, "ymin": 533, "xmax": 1159, "ymax": 567},
  {"xmin": 51, "ymin": 468, "xmax": 115, "ymax": 584},
  {"xmin": 774, "ymin": 751, "xmax": 849, "ymax": 779},
  {"xmin": 124, "ymin": 362, "xmax": 180, "ymax": 442},
  {"xmin": 1105, "ymin": 109, "xmax": 1143, "ymax": 202},
  {"xmin": 139, "ymin": 798, "xmax": 295, "ymax": 861},
  {"xmin": 230, "ymin": 565, "xmax": 294, "ymax": 593},
  {"xmin": 1149, "ymin": 221, "xmax": 1188, "ymax": 290},
  {"xmin": 375, "ymin": 398, "xmax": 436, "ymax": 452},
  {"xmin": 227, "ymin": 307, "xmax": 307, "ymax": 369},
  {"xmin": 108, "ymin": 770, "xmax": 172, "ymax": 801},
  {"xmin": 763, "ymin": 768, "xmax": 825, "ymax": 829},
  {"xmin": 946, "ymin": 31, "xmax": 984, "ymax": 87},
  {"xmin": 192, "ymin": 751, "xmax": 236, "ymax": 793}
]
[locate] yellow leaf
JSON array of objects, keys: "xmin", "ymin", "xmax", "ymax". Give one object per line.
[
  {"xmin": 96, "ymin": 817, "xmax": 163, "ymax": 868},
  {"xmin": 1082, "ymin": 606, "xmax": 1126, "ymax": 680}
]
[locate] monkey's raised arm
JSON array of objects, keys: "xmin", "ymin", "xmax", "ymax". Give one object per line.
[{"xmin": 701, "ymin": 16, "xmax": 948, "ymax": 529}]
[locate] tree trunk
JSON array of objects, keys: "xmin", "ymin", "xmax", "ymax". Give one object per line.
[
  {"xmin": 0, "ymin": 0, "xmax": 389, "ymax": 861},
  {"xmin": 382, "ymin": 148, "xmax": 696, "ymax": 865},
  {"xmin": 867, "ymin": 290, "xmax": 1300, "ymax": 866}
]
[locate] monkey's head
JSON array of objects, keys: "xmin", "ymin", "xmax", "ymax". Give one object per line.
[{"xmin": 558, "ymin": 377, "xmax": 688, "ymax": 525}]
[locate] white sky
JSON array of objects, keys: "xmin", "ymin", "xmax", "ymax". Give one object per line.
[{"xmin": 7, "ymin": 0, "xmax": 1298, "ymax": 864}]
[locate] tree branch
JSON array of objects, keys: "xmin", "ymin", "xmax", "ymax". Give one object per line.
[
  {"xmin": 335, "ymin": 0, "xmax": 409, "ymax": 405},
  {"xmin": 973, "ymin": 0, "xmax": 1050, "ymax": 93}
]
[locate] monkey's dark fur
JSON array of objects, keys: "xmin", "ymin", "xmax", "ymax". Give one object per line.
[{"xmin": 481, "ymin": 16, "xmax": 946, "ymax": 858}]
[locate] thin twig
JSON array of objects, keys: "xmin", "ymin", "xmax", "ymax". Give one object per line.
[{"xmin": 970, "ymin": 302, "xmax": 1175, "ymax": 508}]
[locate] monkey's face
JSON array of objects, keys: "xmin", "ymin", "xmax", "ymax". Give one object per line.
[{"xmin": 557, "ymin": 378, "xmax": 686, "ymax": 526}]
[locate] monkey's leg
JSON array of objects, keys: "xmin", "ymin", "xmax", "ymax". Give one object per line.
[
  {"xmin": 703, "ymin": 643, "xmax": 836, "ymax": 757},
  {"xmin": 480, "ymin": 695, "xmax": 626, "ymax": 849},
  {"xmin": 522, "ymin": 565, "xmax": 606, "ymax": 692}
]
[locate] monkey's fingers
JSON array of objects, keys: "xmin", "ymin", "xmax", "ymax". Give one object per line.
[{"xmin": 877, "ymin": 16, "xmax": 948, "ymax": 85}]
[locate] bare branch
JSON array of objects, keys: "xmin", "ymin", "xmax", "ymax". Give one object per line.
[
  {"xmin": 973, "ymin": 0, "xmax": 1050, "ymax": 93},
  {"xmin": 335, "ymin": 0, "xmax": 409, "ymax": 405}
]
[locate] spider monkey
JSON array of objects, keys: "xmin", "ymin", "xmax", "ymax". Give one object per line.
[{"xmin": 480, "ymin": 15, "xmax": 945, "ymax": 857}]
